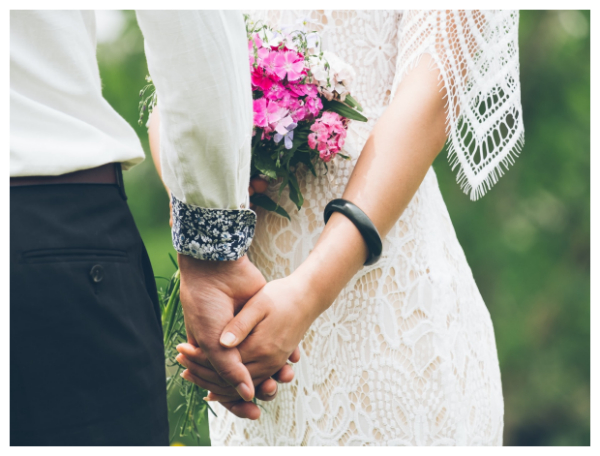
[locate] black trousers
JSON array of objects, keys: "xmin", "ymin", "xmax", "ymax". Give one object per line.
[{"xmin": 10, "ymin": 183, "xmax": 169, "ymax": 445}]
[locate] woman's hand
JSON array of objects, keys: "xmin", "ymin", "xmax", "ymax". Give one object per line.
[{"xmin": 219, "ymin": 276, "xmax": 321, "ymax": 379}]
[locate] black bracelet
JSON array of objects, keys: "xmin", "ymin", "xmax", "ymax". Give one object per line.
[{"xmin": 323, "ymin": 199, "xmax": 382, "ymax": 266}]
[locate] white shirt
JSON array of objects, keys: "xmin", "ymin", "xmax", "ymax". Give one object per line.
[{"xmin": 10, "ymin": 10, "xmax": 253, "ymax": 212}]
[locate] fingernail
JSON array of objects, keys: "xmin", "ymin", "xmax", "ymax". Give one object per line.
[
  {"xmin": 176, "ymin": 344, "xmax": 184, "ymax": 352},
  {"xmin": 220, "ymin": 332, "xmax": 236, "ymax": 347},
  {"xmin": 236, "ymin": 383, "xmax": 253, "ymax": 402},
  {"xmin": 180, "ymin": 371, "xmax": 185, "ymax": 378},
  {"xmin": 266, "ymin": 387, "xmax": 277, "ymax": 397}
]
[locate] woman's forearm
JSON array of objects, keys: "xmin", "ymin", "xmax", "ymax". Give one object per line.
[
  {"xmin": 148, "ymin": 108, "xmax": 171, "ymax": 193},
  {"xmin": 294, "ymin": 54, "xmax": 449, "ymax": 318}
]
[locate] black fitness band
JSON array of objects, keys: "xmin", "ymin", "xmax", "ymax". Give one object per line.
[{"xmin": 323, "ymin": 198, "xmax": 383, "ymax": 266}]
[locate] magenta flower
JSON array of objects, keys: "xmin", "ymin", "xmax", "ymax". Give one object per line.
[
  {"xmin": 264, "ymin": 81, "xmax": 287, "ymax": 101},
  {"xmin": 251, "ymin": 69, "xmax": 273, "ymax": 92},
  {"xmin": 273, "ymin": 51, "xmax": 305, "ymax": 82},
  {"xmin": 303, "ymin": 84, "xmax": 319, "ymax": 98}
]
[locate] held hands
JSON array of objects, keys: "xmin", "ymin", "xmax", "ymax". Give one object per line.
[
  {"xmin": 178, "ymin": 255, "xmax": 301, "ymax": 420},
  {"xmin": 177, "ymin": 275, "xmax": 320, "ymax": 416}
]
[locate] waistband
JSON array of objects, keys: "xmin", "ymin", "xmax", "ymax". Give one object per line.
[{"xmin": 10, "ymin": 163, "xmax": 126, "ymax": 199}]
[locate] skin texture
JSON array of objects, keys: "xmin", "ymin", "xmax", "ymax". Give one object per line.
[
  {"xmin": 178, "ymin": 54, "xmax": 450, "ymax": 410},
  {"xmin": 148, "ymin": 110, "xmax": 297, "ymax": 420}
]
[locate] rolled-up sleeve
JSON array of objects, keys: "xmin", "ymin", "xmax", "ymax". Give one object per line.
[{"xmin": 136, "ymin": 10, "xmax": 255, "ymax": 260}]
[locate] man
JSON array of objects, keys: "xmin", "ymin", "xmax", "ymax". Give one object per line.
[{"xmin": 10, "ymin": 10, "xmax": 292, "ymax": 446}]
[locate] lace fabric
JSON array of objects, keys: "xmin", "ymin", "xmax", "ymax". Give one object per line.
[
  {"xmin": 394, "ymin": 11, "xmax": 524, "ymax": 200},
  {"xmin": 209, "ymin": 10, "xmax": 513, "ymax": 445}
]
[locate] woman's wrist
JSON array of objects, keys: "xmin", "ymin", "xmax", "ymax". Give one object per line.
[
  {"xmin": 282, "ymin": 271, "xmax": 327, "ymax": 326},
  {"xmin": 292, "ymin": 212, "xmax": 369, "ymax": 319}
]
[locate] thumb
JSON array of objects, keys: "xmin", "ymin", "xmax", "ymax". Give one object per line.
[{"xmin": 220, "ymin": 300, "xmax": 266, "ymax": 348}]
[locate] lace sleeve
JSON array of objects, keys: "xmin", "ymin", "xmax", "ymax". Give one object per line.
[{"xmin": 392, "ymin": 10, "xmax": 524, "ymax": 200}]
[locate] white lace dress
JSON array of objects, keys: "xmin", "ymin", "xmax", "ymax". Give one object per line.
[{"xmin": 209, "ymin": 10, "xmax": 524, "ymax": 446}]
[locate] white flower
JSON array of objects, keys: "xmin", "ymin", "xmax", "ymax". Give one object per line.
[
  {"xmin": 305, "ymin": 32, "xmax": 320, "ymax": 53},
  {"xmin": 309, "ymin": 57, "xmax": 330, "ymax": 88},
  {"xmin": 261, "ymin": 29, "xmax": 283, "ymax": 48},
  {"xmin": 322, "ymin": 51, "xmax": 356, "ymax": 91},
  {"xmin": 335, "ymin": 83, "xmax": 349, "ymax": 101}
]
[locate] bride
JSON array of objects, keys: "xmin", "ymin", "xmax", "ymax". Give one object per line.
[{"xmin": 164, "ymin": 10, "xmax": 523, "ymax": 445}]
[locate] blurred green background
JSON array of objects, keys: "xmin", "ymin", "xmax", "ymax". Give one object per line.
[{"xmin": 96, "ymin": 10, "xmax": 590, "ymax": 446}]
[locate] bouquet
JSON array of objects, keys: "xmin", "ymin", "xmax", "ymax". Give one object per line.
[
  {"xmin": 245, "ymin": 16, "xmax": 366, "ymax": 218},
  {"xmin": 138, "ymin": 18, "xmax": 366, "ymax": 444}
]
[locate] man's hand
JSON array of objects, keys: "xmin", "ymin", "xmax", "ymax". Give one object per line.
[{"xmin": 178, "ymin": 254, "xmax": 266, "ymax": 404}]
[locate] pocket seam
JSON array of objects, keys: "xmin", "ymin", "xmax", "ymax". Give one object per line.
[{"xmin": 20, "ymin": 248, "xmax": 129, "ymax": 264}]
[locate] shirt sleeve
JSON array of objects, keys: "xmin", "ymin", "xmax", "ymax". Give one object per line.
[{"xmin": 135, "ymin": 10, "xmax": 256, "ymax": 260}]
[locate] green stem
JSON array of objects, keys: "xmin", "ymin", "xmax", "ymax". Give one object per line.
[
  {"xmin": 162, "ymin": 269, "xmax": 181, "ymax": 346},
  {"xmin": 180, "ymin": 385, "xmax": 196, "ymax": 437}
]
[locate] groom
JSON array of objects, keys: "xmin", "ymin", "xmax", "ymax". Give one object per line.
[{"xmin": 10, "ymin": 11, "xmax": 291, "ymax": 446}]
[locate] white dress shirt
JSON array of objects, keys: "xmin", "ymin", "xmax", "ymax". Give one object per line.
[{"xmin": 10, "ymin": 10, "xmax": 256, "ymax": 261}]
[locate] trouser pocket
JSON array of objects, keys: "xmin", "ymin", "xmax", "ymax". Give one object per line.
[{"xmin": 11, "ymin": 247, "xmax": 166, "ymax": 435}]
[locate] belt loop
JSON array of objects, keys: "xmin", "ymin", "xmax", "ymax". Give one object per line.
[{"xmin": 115, "ymin": 163, "xmax": 127, "ymax": 200}]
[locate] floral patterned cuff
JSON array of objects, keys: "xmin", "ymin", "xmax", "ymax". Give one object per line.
[{"xmin": 171, "ymin": 195, "xmax": 256, "ymax": 261}]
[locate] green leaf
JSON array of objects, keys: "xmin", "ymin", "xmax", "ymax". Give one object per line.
[
  {"xmin": 288, "ymin": 173, "xmax": 304, "ymax": 210},
  {"xmin": 323, "ymin": 99, "xmax": 368, "ymax": 122},
  {"xmin": 250, "ymin": 194, "xmax": 291, "ymax": 220},
  {"xmin": 168, "ymin": 253, "xmax": 178, "ymax": 269},
  {"xmin": 252, "ymin": 148, "xmax": 278, "ymax": 179},
  {"xmin": 344, "ymin": 94, "xmax": 364, "ymax": 112},
  {"xmin": 278, "ymin": 174, "xmax": 289, "ymax": 198}
]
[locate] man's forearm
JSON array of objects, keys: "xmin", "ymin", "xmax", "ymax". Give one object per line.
[{"xmin": 136, "ymin": 10, "xmax": 253, "ymax": 212}]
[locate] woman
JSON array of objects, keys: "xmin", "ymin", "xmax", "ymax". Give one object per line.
[{"xmin": 171, "ymin": 10, "xmax": 524, "ymax": 445}]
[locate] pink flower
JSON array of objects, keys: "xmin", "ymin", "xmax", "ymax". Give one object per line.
[
  {"xmin": 305, "ymin": 96, "xmax": 323, "ymax": 118},
  {"xmin": 307, "ymin": 111, "xmax": 348, "ymax": 162},
  {"xmin": 273, "ymin": 50, "xmax": 305, "ymax": 82},
  {"xmin": 253, "ymin": 98, "xmax": 288, "ymax": 129},
  {"xmin": 249, "ymin": 33, "xmax": 263, "ymax": 50},
  {"xmin": 303, "ymin": 84, "xmax": 319, "ymax": 98},
  {"xmin": 291, "ymin": 104, "xmax": 308, "ymax": 123},
  {"xmin": 261, "ymin": 52, "xmax": 280, "ymax": 79},
  {"xmin": 249, "ymin": 34, "xmax": 270, "ymax": 66}
]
